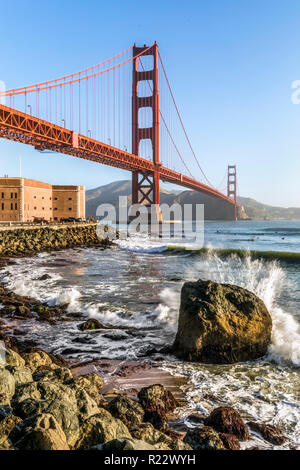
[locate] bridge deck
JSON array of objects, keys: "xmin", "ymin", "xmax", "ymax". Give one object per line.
[{"xmin": 0, "ymin": 104, "xmax": 238, "ymax": 206}]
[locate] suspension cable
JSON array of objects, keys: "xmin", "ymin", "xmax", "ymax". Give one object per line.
[
  {"xmin": 138, "ymin": 57, "xmax": 194, "ymax": 178},
  {"xmin": 158, "ymin": 50, "xmax": 215, "ymax": 187}
]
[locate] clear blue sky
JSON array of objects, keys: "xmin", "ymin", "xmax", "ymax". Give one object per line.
[{"xmin": 1, "ymin": 0, "xmax": 300, "ymax": 206}]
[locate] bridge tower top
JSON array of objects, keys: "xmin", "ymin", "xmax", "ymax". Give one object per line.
[
  {"xmin": 132, "ymin": 42, "xmax": 160, "ymax": 208},
  {"xmin": 227, "ymin": 165, "xmax": 237, "ymax": 203}
]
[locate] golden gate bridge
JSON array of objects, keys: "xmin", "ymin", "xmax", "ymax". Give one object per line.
[{"xmin": 0, "ymin": 42, "xmax": 239, "ymax": 219}]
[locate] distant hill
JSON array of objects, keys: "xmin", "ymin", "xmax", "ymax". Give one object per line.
[
  {"xmin": 85, "ymin": 180, "xmax": 175, "ymax": 216},
  {"xmin": 86, "ymin": 180, "xmax": 236, "ymax": 220},
  {"xmin": 238, "ymin": 197, "xmax": 300, "ymax": 220},
  {"xmin": 85, "ymin": 180, "xmax": 300, "ymax": 220}
]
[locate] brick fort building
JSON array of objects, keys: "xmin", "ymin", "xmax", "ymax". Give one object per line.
[{"xmin": 0, "ymin": 177, "xmax": 85, "ymax": 222}]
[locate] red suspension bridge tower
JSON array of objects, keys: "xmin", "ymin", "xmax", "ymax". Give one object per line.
[
  {"xmin": 132, "ymin": 42, "xmax": 161, "ymax": 209},
  {"xmin": 227, "ymin": 165, "xmax": 238, "ymax": 219}
]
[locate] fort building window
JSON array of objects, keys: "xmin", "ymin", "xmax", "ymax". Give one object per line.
[
  {"xmin": 34, "ymin": 207, "xmax": 37, "ymax": 210},
  {"xmin": 54, "ymin": 197, "xmax": 58, "ymax": 200},
  {"xmin": 68, "ymin": 208, "xmax": 72, "ymax": 211},
  {"xmin": 34, "ymin": 196, "xmax": 37, "ymax": 199},
  {"xmin": 10, "ymin": 203, "xmax": 13, "ymax": 210},
  {"xmin": 10, "ymin": 193, "xmax": 13, "ymax": 199},
  {"xmin": 1, "ymin": 193, "xmax": 4, "ymax": 198},
  {"xmin": 15, "ymin": 203, "xmax": 17, "ymax": 210},
  {"xmin": 1, "ymin": 203, "xmax": 4, "ymax": 210},
  {"xmin": 15, "ymin": 193, "xmax": 17, "ymax": 198},
  {"xmin": 42, "ymin": 207, "xmax": 45, "ymax": 210},
  {"xmin": 54, "ymin": 208, "xmax": 58, "ymax": 211},
  {"xmin": 68, "ymin": 197, "xmax": 72, "ymax": 200}
]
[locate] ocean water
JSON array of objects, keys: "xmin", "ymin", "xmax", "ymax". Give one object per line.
[{"xmin": 1, "ymin": 219, "xmax": 300, "ymax": 449}]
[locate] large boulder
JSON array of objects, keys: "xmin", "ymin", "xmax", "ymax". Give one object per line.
[
  {"xmin": 204, "ymin": 407, "xmax": 249, "ymax": 441},
  {"xmin": 74, "ymin": 388, "xmax": 100, "ymax": 423},
  {"xmin": 71, "ymin": 373, "xmax": 105, "ymax": 405},
  {"xmin": 12, "ymin": 413, "xmax": 69, "ymax": 450},
  {"xmin": 137, "ymin": 384, "xmax": 178, "ymax": 416},
  {"xmin": 22, "ymin": 350, "xmax": 53, "ymax": 373},
  {"xmin": 131, "ymin": 422, "xmax": 172, "ymax": 446},
  {"xmin": 0, "ymin": 368, "xmax": 15, "ymax": 400},
  {"xmin": 74, "ymin": 408, "xmax": 131, "ymax": 449},
  {"xmin": 6, "ymin": 366, "xmax": 33, "ymax": 385},
  {"xmin": 172, "ymin": 279, "xmax": 272, "ymax": 363},
  {"xmin": 108, "ymin": 395, "xmax": 144, "ymax": 430},
  {"xmin": 183, "ymin": 426, "xmax": 225, "ymax": 450},
  {"xmin": 131, "ymin": 422, "xmax": 192, "ymax": 450},
  {"xmin": 33, "ymin": 366, "xmax": 72, "ymax": 384},
  {"xmin": 13, "ymin": 381, "xmax": 80, "ymax": 446},
  {"xmin": 0, "ymin": 415, "xmax": 22, "ymax": 449},
  {"xmin": 219, "ymin": 433, "xmax": 241, "ymax": 450},
  {"xmin": 247, "ymin": 421, "xmax": 287, "ymax": 445},
  {"xmin": 3, "ymin": 349, "xmax": 25, "ymax": 368}
]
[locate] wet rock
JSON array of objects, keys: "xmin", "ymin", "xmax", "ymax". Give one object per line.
[
  {"xmin": 75, "ymin": 388, "xmax": 100, "ymax": 423},
  {"xmin": 171, "ymin": 439, "xmax": 193, "ymax": 450},
  {"xmin": 0, "ymin": 368, "xmax": 15, "ymax": 399},
  {"xmin": 33, "ymin": 366, "xmax": 72, "ymax": 384},
  {"xmin": 47, "ymin": 352, "xmax": 68, "ymax": 368},
  {"xmin": 13, "ymin": 382, "xmax": 41, "ymax": 403},
  {"xmin": 187, "ymin": 413, "xmax": 206, "ymax": 425},
  {"xmin": 138, "ymin": 384, "xmax": 178, "ymax": 416},
  {"xmin": 9, "ymin": 338, "xmax": 38, "ymax": 354},
  {"xmin": 183, "ymin": 426, "xmax": 225, "ymax": 450},
  {"xmin": 15, "ymin": 305, "xmax": 34, "ymax": 319},
  {"xmin": 5, "ymin": 366, "xmax": 33, "ymax": 385},
  {"xmin": 108, "ymin": 395, "xmax": 144, "ymax": 429},
  {"xmin": 36, "ymin": 274, "xmax": 52, "ymax": 281},
  {"xmin": 71, "ymin": 336, "xmax": 95, "ymax": 345},
  {"xmin": 219, "ymin": 433, "xmax": 241, "ymax": 450},
  {"xmin": 130, "ymin": 421, "xmax": 189, "ymax": 449},
  {"xmin": 247, "ymin": 421, "xmax": 287, "ymax": 445},
  {"xmin": 143, "ymin": 411, "xmax": 170, "ymax": 433},
  {"xmin": 60, "ymin": 347, "xmax": 83, "ymax": 355},
  {"xmin": 71, "ymin": 373, "xmax": 104, "ymax": 405},
  {"xmin": 0, "ymin": 394, "xmax": 11, "ymax": 407},
  {"xmin": 0, "ymin": 405, "xmax": 13, "ymax": 420},
  {"xmin": 204, "ymin": 407, "xmax": 249, "ymax": 441},
  {"xmin": 78, "ymin": 318, "xmax": 107, "ymax": 331},
  {"xmin": 0, "ymin": 414, "xmax": 20, "ymax": 448},
  {"xmin": 13, "ymin": 381, "xmax": 80, "ymax": 447},
  {"xmin": 22, "ymin": 350, "xmax": 53, "ymax": 373},
  {"xmin": 172, "ymin": 279, "xmax": 272, "ymax": 363},
  {"xmin": 4, "ymin": 348, "xmax": 25, "ymax": 367},
  {"xmin": 74, "ymin": 408, "xmax": 131, "ymax": 449},
  {"xmin": 0, "ymin": 415, "xmax": 22, "ymax": 442},
  {"xmin": 13, "ymin": 413, "xmax": 69, "ymax": 450},
  {"xmin": 0, "ymin": 438, "xmax": 12, "ymax": 449},
  {"xmin": 0, "ymin": 331, "xmax": 15, "ymax": 354}
]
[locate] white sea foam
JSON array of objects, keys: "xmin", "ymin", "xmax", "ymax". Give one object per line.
[
  {"xmin": 117, "ymin": 238, "xmax": 168, "ymax": 254},
  {"xmin": 152, "ymin": 288, "xmax": 180, "ymax": 331},
  {"xmin": 50, "ymin": 287, "xmax": 82, "ymax": 311}
]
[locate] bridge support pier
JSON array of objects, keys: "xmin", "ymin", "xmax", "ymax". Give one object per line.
[{"xmin": 132, "ymin": 42, "xmax": 161, "ymax": 218}]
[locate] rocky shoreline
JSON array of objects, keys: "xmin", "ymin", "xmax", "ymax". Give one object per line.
[
  {"xmin": 0, "ymin": 247, "xmax": 293, "ymax": 451},
  {"xmin": 0, "ymin": 223, "xmax": 117, "ymax": 257}
]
